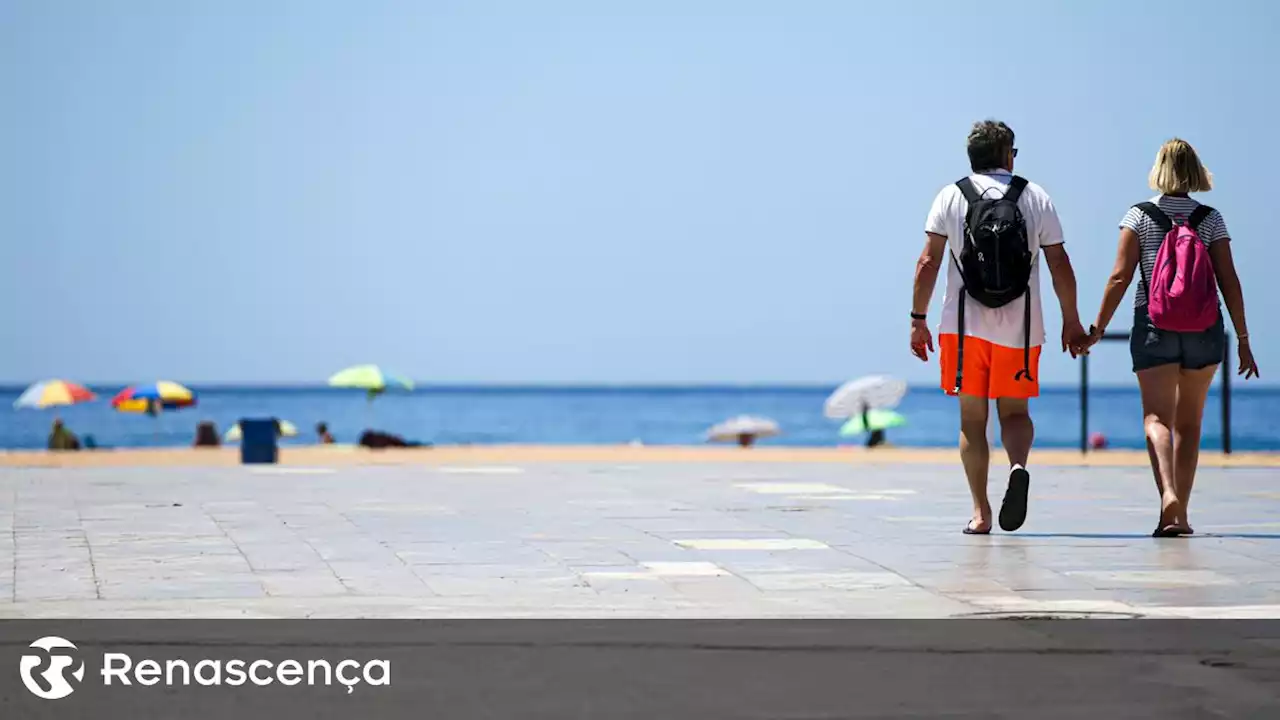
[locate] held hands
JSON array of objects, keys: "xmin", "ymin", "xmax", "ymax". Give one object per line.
[
  {"xmin": 1061, "ymin": 318, "xmax": 1091, "ymax": 359},
  {"xmin": 910, "ymin": 319, "xmax": 934, "ymax": 362},
  {"xmin": 1073, "ymin": 324, "xmax": 1105, "ymax": 357}
]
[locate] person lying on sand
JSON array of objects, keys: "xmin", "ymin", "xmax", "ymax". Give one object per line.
[{"xmin": 358, "ymin": 430, "xmax": 429, "ymax": 449}]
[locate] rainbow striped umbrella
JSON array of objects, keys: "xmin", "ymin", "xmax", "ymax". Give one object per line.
[
  {"xmin": 111, "ymin": 381, "xmax": 197, "ymax": 413},
  {"xmin": 13, "ymin": 379, "xmax": 97, "ymax": 409}
]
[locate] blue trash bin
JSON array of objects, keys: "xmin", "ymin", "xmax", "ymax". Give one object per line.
[{"xmin": 239, "ymin": 418, "xmax": 280, "ymax": 464}]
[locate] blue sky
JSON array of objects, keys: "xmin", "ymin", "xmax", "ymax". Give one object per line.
[{"xmin": 2, "ymin": 0, "xmax": 1276, "ymax": 385}]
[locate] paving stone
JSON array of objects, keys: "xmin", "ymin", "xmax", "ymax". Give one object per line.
[
  {"xmin": 674, "ymin": 538, "xmax": 830, "ymax": 551},
  {"xmin": 257, "ymin": 571, "xmax": 348, "ymax": 597},
  {"xmin": 0, "ymin": 462, "xmax": 1277, "ymax": 617},
  {"xmin": 739, "ymin": 571, "xmax": 912, "ymax": 592}
]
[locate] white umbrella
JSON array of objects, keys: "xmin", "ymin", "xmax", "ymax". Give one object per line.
[
  {"xmin": 824, "ymin": 375, "xmax": 907, "ymax": 419},
  {"xmin": 706, "ymin": 416, "xmax": 781, "ymax": 445}
]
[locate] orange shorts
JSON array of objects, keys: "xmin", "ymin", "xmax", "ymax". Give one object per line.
[{"xmin": 939, "ymin": 334, "xmax": 1041, "ymax": 399}]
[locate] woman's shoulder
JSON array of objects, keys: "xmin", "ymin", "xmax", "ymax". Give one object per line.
[
  {"xmin": 1120, "ymin": 202, "xmax": 1154, "ymax": 228},
  {"xmin": 1189, "ymin": 196, "xmax": 1224, "ymax": 217},
  {"xmin": 1194, "ymin": 202, "xmax": 1230, "ymax": 240}
]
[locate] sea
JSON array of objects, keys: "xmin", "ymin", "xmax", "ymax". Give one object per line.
[{"xmin": 2, "ymin": 385, "xmax": 1278, "ymax": 452}]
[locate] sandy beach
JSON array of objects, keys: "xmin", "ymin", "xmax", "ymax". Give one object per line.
[{"xmin": 2, "ymin": 443, "xmax": 1277, "ymax": 468}]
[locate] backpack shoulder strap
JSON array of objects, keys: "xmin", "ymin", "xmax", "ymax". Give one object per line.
[
  {"xmin": 1188, "ymin": 204, "xmax": 1214, "ymax": 230},
  {"xmin": 955, "ymin": 177, "xmax": 981, "ymax": 205},
  {"xmin": 1134, "ymin": 202, "xmax": 1172, "ymax": 234},
  {"xmin": 1003, "ymin": 176, "xmax": 1029, "ymax": 204}
]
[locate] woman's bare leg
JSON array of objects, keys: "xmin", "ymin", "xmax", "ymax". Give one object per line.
[
  {"xmin": 1136, "ymin": 364, "xmax": 1183, "ymax": 531},
  {"xmin": 1174, "ymin": 365, "xmax": 1219, "ymax": 531}
]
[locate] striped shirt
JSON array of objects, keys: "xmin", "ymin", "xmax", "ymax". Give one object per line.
[{"xmin": 1119, "ymin": 194, "xmax": 1230, "ymax": 309}]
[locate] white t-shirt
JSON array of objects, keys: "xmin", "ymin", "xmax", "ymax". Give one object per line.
[{"xmin": 924, "ymin": 169, "xmax": 1064, "ymax": 349}]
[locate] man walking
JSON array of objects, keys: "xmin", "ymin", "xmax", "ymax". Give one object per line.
[{"xmin": 910, "ymin": 120, "xmax": 1087, "ymax": 534}]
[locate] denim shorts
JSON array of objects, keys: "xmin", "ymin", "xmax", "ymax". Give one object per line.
[{"xmin": 1130, "ymin": 307, "xmax": 1226, "ymax": 373}]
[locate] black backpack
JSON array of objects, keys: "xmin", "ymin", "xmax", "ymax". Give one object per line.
[{"xmin": 949, "ymin": 176, "xmax": 1035, "ymax": 393}]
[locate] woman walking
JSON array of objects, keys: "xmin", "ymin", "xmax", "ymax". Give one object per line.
[{"xmin": 1086, "ymin": 139, "xmax": 1259, "ymax": 536}]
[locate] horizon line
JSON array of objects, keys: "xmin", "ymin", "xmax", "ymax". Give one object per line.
[{"xmin": 1, "ymin": 381, "xmax": 1274, "ymax": 392}]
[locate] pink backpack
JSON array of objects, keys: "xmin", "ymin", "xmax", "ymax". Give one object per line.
[{"xmin": 1134, "ymin": 202, "xmax": 1218, "ymax": 332}]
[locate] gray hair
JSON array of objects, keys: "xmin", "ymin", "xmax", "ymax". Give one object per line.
[{"xmin": 967, "ymin": 120, "xmax": 1015, "ymax": 172}]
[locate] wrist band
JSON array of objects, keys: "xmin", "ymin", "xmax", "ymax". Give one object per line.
[{"xmin": 910, "ymin": 312, "xmax": 927, "ymax": 321}]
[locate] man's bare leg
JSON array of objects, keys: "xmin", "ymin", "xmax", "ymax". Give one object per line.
[
  {"xmin": 997, "ymin": 398, "xmax": 1034, "ymax": 468},
  {"xmin": 959, "ymin": 394, "xmax": 992, "ymax": 532},
  {"xmin": 995, "ymin": 397, "xmax": 1034, "ymax": 531}
]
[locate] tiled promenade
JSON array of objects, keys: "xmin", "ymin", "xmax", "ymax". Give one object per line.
[{"xmin": 1, "ymin": 459, "xmax": 1277, "ymax": 619}]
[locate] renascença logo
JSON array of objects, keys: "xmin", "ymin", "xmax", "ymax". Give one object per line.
[
  {"xmin": 18, "ymin": 636, "xmax": 390, "ymax": 700},
  {"xmin": 20, "ymin": 636, "xmax": 86, "ymax": 700}
]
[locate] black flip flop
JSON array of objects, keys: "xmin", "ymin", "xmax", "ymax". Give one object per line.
[
  {"xmin": 1153, "ymin": 525, "xmax": 1191, "ymax": 538},
  {"xmin": 963, "ymin": 521, "xmax": 990, "ymax": 535},
  {"xmin": 998, "ymin": 467, "xmax": 1031, "ymax": 532}
]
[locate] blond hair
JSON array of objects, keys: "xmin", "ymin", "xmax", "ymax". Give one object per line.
[{"xmin": 1149, "ymin": 138, "xmax": 1213, "ymax": 194}]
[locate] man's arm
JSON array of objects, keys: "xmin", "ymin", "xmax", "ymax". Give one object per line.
[
  {"xmin": 913, "ymin": 232, "xmax": 947, "ymax": 316},
  {"xmin": 910, "ymin": 232, "xmax": 948, "ymax": 361},
  {"xmin": 1042, "ymin": 244, "xmax": 1086, "ymax": 355}
]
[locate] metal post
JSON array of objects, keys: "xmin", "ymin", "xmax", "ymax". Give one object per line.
[
  {"xmin": 1079, "ymin": 332, "xmax": 1131, "ymax": 454},
  {"xmin": 1080, "ymin": 352, "xmax": 1089, "ymax": 454},
  {"xmin": 1222, "ymin": 336, "xmax": 1232, "ymax": 455}
]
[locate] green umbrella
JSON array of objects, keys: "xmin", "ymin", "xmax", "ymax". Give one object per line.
[
  {"xmin": 328, "ymin": 365, "xmax": 414, "ymax": 401},
  {"xmin": 839, "ymin": 409, "xmax": 906, "ymax": 436}
]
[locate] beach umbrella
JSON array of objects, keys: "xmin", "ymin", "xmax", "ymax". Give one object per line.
[
  {"xmin": 839, "ymin": 409, "xmax": 907, "ymax": 436},
  {"xmin": 824, "ymin": 375, "xmax": 907, "ymax": 419},
  {"xmin": 706, "ymin": 416, "xmax": 781, "ymax": 447},
  {"xmin": 13, "ymin": 379, "xmax": 97, "ymax": 409},
  {"xmin": 328, "ymin": 365, "xmax": 413, "ymax": 400},
  {"xmin": 225, "ymin": 420, "xmax": 299, "ymax": 443},
  {"xmin": 111, "ymin": 381, "xmax": 196, "ymax": 413}
]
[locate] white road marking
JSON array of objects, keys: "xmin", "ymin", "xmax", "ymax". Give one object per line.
[{"xmin": 640, "ymin": 561, "xmax": 732, "ymax": 577}]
